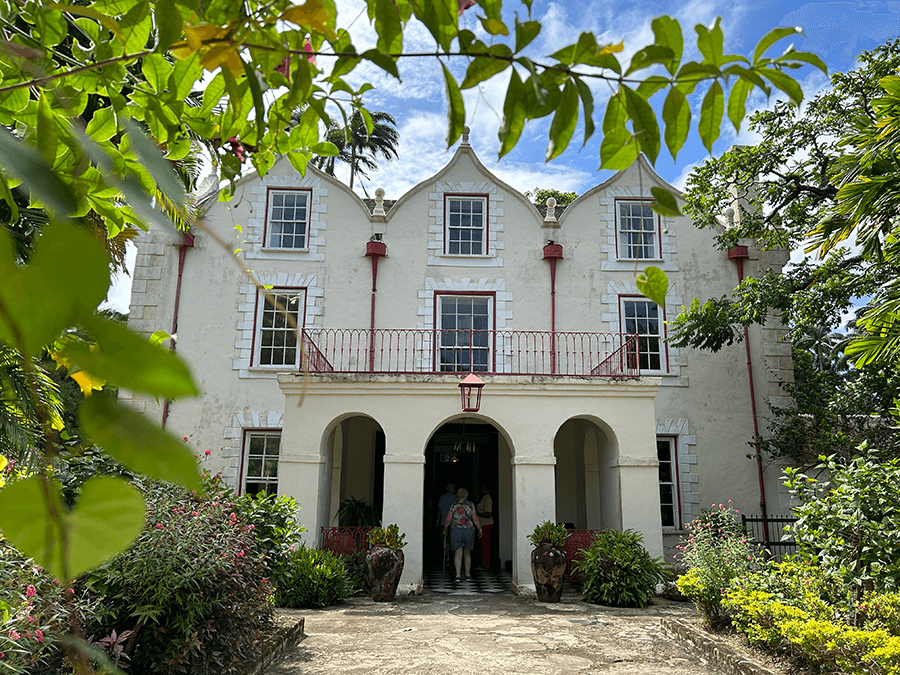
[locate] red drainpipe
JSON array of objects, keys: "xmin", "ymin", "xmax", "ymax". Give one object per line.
[
  {"xmin": 728, "ymin": 245, "xmax": 771, "ymax": 549},
  {"xmin": 365, "ymin": 240, "xmax": 387, "ymax": 372},
  {"xmin": 543, "ymin": 243, "xmax": 563, "ymax": 374},
  {"xmin": 161, "ymin": 232, "xmax": 195, "ymax": 428}
]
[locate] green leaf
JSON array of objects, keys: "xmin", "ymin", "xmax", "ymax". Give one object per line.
[
  {"xmin": 626, "ymin": 45, "xmax": 676, "ymax": 75},
  {"xmin": 0, "ymin": 223, "xmax": 109, "ymax": 356},
  {"xmin": 241, "ymin": 59, "xmax": 268, "ymax": 146},
  {"xmin": 574, "ymin": 78, "xmax": 595, "ymax": 148},
  {"xmin": 621, "ymin": 85, "xmax": 660, "ymax": 163},
  {"xmin": 410, "ymin": 0, "xmax": 456, "ymax": 52},
  {"xmin": 120, "ymin": 0, "xmax": 152, "ymax": 53},
  {"xmin": 602, "ymin": 90, "xmax": 627, "ymax": 134},
  {"xmin": 635, "ymin": 266, "xmax": 668, "ymax": 307},
  {"xmin": 36, "ymin": 93, "xmax": 59, "ymax": 167},
  {"xmin": 65, "ymin": 315, "xmax": 198, "ymax": 397},
  {"xmin": 141, "ymin": 53, "xmax": 169, "ymax": 92},
  {"xmin": 373, "ymin": 0, "xmax": 403, "ymax": 53},
  {"xmin": 85, "ymin": 106, "xmax": 118, "ymax": 142},
  {"xmin": 360, "ymin": 49, "xmax": 400, "ymax": 80},
  {"xmin": 779, "ymin": 49, "xmax": 827, "ymax": 73},
  {"xmin": 753, "ymin": 26, "xmax": 803, "ymax": 63},
  {"xmin": 49, "ymin": 3, "xmax": 124, "ymax": 42},
  {"xmin": 287, "ymin": 149, "xmax": 310, "ymax": 175},
  {"xmin": 514, "ymin": 18, "xmax": 541, "ymax": 53},
  {"xmin": 0, "ymin": 129, "xmax": 77, "ymax": 216},
  {"xmin": 695, "ymin": 18, "xmax": 723, "ymax": 66},
  {"xmin": 599, "ymin": 125, "xmax": 638, "ymax": 170},
  {"xmin": 650, "ymin": 187, "xmax": 682, "ymax": 217},
  {"xmin": 0, "ymin": 174, "xmax": 18, "ymax": 221},
  {"xmin": 0, "ymin": 475, "xmax": 145, "ymax": 581},
  {"xmin": 80, "ymin": 394, "xmax": 201, "ymax": 490},
  {"xmin": 498, "ymin": 68, "xmax": 525, "ymax": 158},
  {"xmin": 311, "ymin": 141, "xmax": 338, "ymax": 156},
  {"xmin": 546, "ymin": 80, "xmax": 578, "ymax": 161},
  {"xmin": 442, "ymin": 64, "xmax": 465, "ymax": 148},
  {"xmin": 460, "ymin": 56, "xmax": 509, "ymax": 89},
  {"xmin": 651, "ymin": 16, "xmax": 682, "ymax": 75},
  {"xmin": 727, "ymin": 78, "xmax": 751, "ymax": 132},
  {"xmin": 170, "ymin": 52, "xmax": 201, "ymax": 100},
  {"xmin": 662, "ymin": 86, "xmax": 690, "ymax": 159},
  {"xmin": 761, "ymin": 67, "xmax": 804, "ymax": 106},
  {"xmin": 698, "ymin": 80, "xmax": 724, "ymax": 152},
  {"xmin": 154, "ymin": 0, "xmax": 181, "ymax": 51},
  {"xmin": 121, "ymin": 119, "xmax": 186, "ymax": 208}
]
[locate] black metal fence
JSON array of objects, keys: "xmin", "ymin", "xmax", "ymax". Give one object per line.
[{"xmin": 741, "ymin": 514, "xmax": 798, "ymax": 561}]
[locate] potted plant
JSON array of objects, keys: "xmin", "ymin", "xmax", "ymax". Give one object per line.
[
  {"xmin": 335, "ymin": 496, "xmax": 380, "ymax": 527},
  {"xmin": 528, "ymin": 521, "xmax": 570, "ymax": 602},
  {"xmin": 365, "ymin": 524, "xmax": 407, "ymax": 602}
]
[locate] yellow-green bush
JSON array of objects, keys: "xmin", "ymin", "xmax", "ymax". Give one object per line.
[{"xmin": 862, "ymin": 591, "xmax": 900, "ymax": 637}]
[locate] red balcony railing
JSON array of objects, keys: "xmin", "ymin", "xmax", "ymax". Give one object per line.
[{"xmin": 300, "ymin": 329, "xmax": 640, "ymax": 377}]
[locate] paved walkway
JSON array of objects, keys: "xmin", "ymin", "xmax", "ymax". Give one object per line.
[{"xmin": 270, "ymin": 590, "xmax": 720, "ymax": 674}]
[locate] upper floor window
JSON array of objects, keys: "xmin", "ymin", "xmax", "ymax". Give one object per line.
[
  {"xmin": 437, "ymin": 294, "xmax": 492, "ymax": 371},
  {"xmin": 617, "ymin": 200, "xmax": 660, "ymax": 260},
  {"xmin": 657, "ymin": 437, "xmax": 679, "ymax": 527},
  {"xmin": 254, "ymin": 288, "xmax": 304, "ymax": 367},
  {"xmin": 445, "ymin": 195, "xmax": 487, "ymax": 256},
  {"xmin": 242, "ymin": 430, "xmax": 280, "ymax": 496},
  {"xmin": 621, "ymin": 297, "xmax": 666, "ymax": 372},
  {"xmin": 266, "ymin": 189, "xmax": 310, "ymax": 249}
]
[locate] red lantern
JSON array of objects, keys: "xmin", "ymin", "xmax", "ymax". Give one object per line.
[{"xmin": 458, "ymin": 373, "xmax": 485, "ymax": 412}]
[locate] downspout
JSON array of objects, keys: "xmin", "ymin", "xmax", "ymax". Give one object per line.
[
  {"xmin": 541, "ymin": 197, "xmax": 561, "ymax": 374},
  {"xmin": 161, "ymin": 232, "xmax": 195, "ymax": 428},
  {"xmin": 366, "ymin": 188, "xmax": 388, "ymax": 372},
  {"xmin": 543, "ymin": 243, "xmax": 563, "ymax": 374},
  {"xmin": 727, "ymin": 243, "xmax": 771, "ymax": 549}
]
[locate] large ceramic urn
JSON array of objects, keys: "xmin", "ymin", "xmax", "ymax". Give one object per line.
[
  {"xmin": 366, "ymin": 545, "xmax": 404, "ymax": 602},
  {"xmin": 531, "ymin": 543, "xmax": 567, "ymax": 602}
]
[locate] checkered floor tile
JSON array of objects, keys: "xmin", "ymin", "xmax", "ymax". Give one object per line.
[{"xmin": 423, "ymin": 566, "xmax": 513, "ymax": 594}]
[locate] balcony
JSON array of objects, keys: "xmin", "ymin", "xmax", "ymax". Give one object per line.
[{"xmin": 298, "ymin": 329, "xmax": 640, "ymax": 378}]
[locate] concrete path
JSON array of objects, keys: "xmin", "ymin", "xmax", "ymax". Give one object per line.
[{"xmin": 270, "ymin": 591, "xmax": 720, "ymax": 674}]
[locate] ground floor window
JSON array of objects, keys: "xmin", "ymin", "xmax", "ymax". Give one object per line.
[
  {"xmin": 657, "ymin": 437, "xmax": 679, "ymax": 527},
  {"xmin": 242, "ymin": 430, "xmax": 281, "ymax": 495}
]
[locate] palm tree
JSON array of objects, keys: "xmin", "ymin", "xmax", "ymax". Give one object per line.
[{"xmin": 312, "ymin": 110, "xmax": 400, "ymax": 193}]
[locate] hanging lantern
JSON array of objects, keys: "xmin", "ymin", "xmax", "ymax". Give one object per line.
[{"xmin": 458, "ymin": 373, "xmax": 485, "ymax": 412}]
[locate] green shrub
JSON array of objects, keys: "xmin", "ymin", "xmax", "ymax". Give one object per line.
[
  {"xmin": 335, "ymin": 496, "xmax": 380, "ymax": 527},
  {"xmin": 231, "ymin": 487, "xmax": 305, "ymax": 574},
  {"xmin": 574, "ymin": 529, "xmax": 668, "ymax": 608},
  {"xmin": 861, "ymin": 591, "xmax": 900, "ymax": 637},
  {"xmin": 676, "ymin": 502, "xmax": 755, "ymax": 627},
  {"xmin": 785, "ymin": 451, "xmax": 900, "ymax": 592},
  {"xmin": 527, "ymin": 521, "xmax": 569, "ymax": 548},
  {"xmin": 339, "ymin": 551, "xmax": 371, "ymax": 596},
  {"xmin": 83, "ymin": 478, "xmax": 273, "ymax": 675},
  {"xmin": 273, "ymin": 546, "xmax": 353, "ymax": 608}
]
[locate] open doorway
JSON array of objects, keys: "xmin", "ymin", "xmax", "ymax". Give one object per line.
[{"xmin": 423, "ymin": 420, "xmax": 499, "ymax": 570}]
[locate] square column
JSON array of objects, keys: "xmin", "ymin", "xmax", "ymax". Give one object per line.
[
  {"xmin": 279, "ymin": 453, "xmax": 327, "ymax": 547},
  {"xmin": 615, "ymin": 458, "xmax": 664, "ymax": 559},
  {"xmin": 381, "ymin": 453, "xmax": 426, "ymax": 593},
  {"xmin": 510, "ymin": 455, "xmax": 556, "ymax": 593}
]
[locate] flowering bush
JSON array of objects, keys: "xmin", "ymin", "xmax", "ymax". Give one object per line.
[
  {"xmin": 83, "ymin": 477, "xmax": 274, "ymax": 674},
  {"xmin": 0, "ymin": 539, "xmax": 92, "ymax": 674},
  {"xmin": 676, "ymin": 502, "xmax": 755, "ymax": 627}
]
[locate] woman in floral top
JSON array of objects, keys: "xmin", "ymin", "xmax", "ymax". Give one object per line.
[{"xmin": 443, "ymin": 487, "xmax": 482, "ymax": 583}]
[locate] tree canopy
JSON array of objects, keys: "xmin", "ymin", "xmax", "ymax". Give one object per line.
[{"xmin": 0, "ymin": 1, "xmax": 825, "ymax": 646}]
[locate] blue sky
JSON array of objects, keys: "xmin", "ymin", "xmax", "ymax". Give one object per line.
[{"xmin": 104, "ymin": 0, "xmax": 900, "ymax": 311}]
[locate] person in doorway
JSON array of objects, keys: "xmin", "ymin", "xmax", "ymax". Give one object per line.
[
  {"xmin": 476, "ymin": 486, "xmax": 493, "ymax": 569},
  {"xmin": 436, "ymin": 482, "xmax": 457, "ymax": 565},
  {"xmin": 443, "ymin": 487, "xmax": 481, "ymax": 583}
]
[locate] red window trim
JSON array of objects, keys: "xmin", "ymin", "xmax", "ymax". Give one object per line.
[
  {"xmin": 433, "ymin": 290, "xmax": 497, "ymax": 372},
  {"xmin": 263, "ymin": 187, "xmax": 313, "ymax": 250},
  {"xmin": 613, "ymin": 198, "xmax": 662, "ymax": 261},
  {"xmin": 443, "ymin": 193, "xmax": 490, "ymax": 256},
  {"xmin": 657, "ymin": 436, "xmax": 682, "ymax": 529},
  {"xmin": 238, "ymin": 428, "xmax": 282, "ymax": 497},
  {"xmin": 250, "ymin": 286, "xmax": 307, "ymax": 368},
  {"xmin": 618, "ymin": 294, "xmax": 669, "ymax": 373}
]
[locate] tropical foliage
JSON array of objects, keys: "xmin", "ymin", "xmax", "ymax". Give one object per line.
[
  {"xmin": 575, "ymin": 529, "xmax": 668, "ymax": 608},
  {"xmin": 312, "ymin": 110, "xmax": 399, "ymax": 192}
]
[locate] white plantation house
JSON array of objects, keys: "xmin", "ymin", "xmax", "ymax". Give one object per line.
[{"xmin": 124, "ymin": 130, "xmax": 794, "ymax": 594}]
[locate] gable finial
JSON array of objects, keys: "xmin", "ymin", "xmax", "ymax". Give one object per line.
[
  {"xmin": 461, "ymin": 126, "xmax": 470, "ymax": 146},
  {"xmin": 374, "ymin": 187, "xmax": 386, "ymax": 216}
]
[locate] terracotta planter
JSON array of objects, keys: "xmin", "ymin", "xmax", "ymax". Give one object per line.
[
  {"xmin": 531, "ymin": 543, "xmax": 567, "ymax": 602},
  {"xmin": 366, "ymin": 545, "xmax": 404, "ymax": 602}
]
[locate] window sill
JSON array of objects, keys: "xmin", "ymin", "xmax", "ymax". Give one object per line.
[
  {"xmin": 616, "ymin": 257, "xmax": 664, "ymax": 263},
  {"xmin": 260, "ymin": 247, "xmax": 310, "ymax": 254}
]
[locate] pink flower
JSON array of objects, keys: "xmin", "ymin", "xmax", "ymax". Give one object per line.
[
  {"xmin": 27, "ymin": 616, "xmax": 34, "ymax": 624},
  {"xmin": 237, "ymin": 550, "xmax": 245, "ymax": 557},
  {"xmin": 204, "ymin": 449, "xmax": 211, "ymax": 456},
  {"xmin": 156, "ymin": 523, "xmax": 164, "ymax": 529},
  {"xmin": 192, "ymin": 511, "xmax": 199, "ymax": 516},
  {"xmin": 7, "ymin": 630, "xmax": 20, "ymax": 641},
  {"xmin": 52, "ymin": 579, "xmax": 59, "ymax": 585},
  {"xmin": 25, "ymin": 584, "xmax": 36, "ymax": 597},
  {"xmin": 66, "ymin": 588, "xmax": 74, "ymax": 595},
  {"xmin": 182, "ymin": 436, "xmax": 189, "ymax": 442},
  {"xmin": 34, "ymin": 630, "xmax": 43, "ymax": 643}
]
